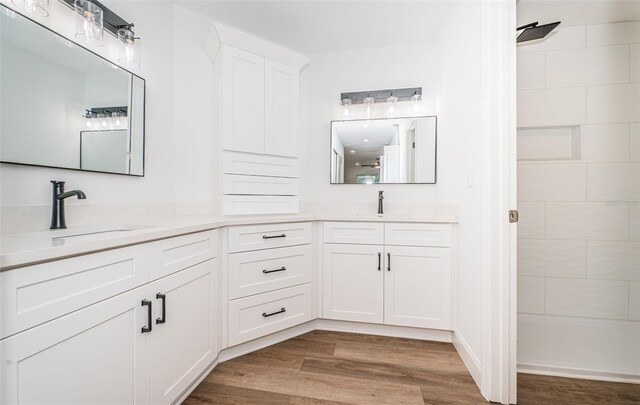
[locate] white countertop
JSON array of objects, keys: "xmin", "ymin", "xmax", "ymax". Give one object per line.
[{"xmin": 0, "ymin": 213, "xmax": 458, "ymax": 271}]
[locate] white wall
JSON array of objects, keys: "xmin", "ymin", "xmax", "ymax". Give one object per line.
[{"xmin": 517, "ymin": 20, "xmax": 640, "ymax": 381}]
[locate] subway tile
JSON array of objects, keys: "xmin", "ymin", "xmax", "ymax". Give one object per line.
[
  {"xmin": 587, "ymin": 83, "xmax": 640, "ymax": 124},
  {"xmin": 518, "ymin": 163, "xmax": 587, "ymax": 201},
  {"xmin": 580, "ymin": 123, "xmax": 630, "ymax": 162},
  {"xmin": 517, "ymin": 52, "xmax": 546, "ymax": 90},
  {"xmin": 518, "ymin": 202, "xmax": 546, "ymax": 239},
  {"xmin": 518, "ymin": 276, "xmax": 545, "ymax": 314},
  {"xmin": 632, "ymin": 44, "xmax": 640, "ymax": 83},
  {"xmin": 587, "ymin": 163, "xmax": 640, "ymax": 201},
  {"xmin": 630, "ymin": 282, "xmax": 640, "ymax": 321},
  {"xmin": 587, "ymin": 21, "xmax": 640, "ymax": 47},
  {"xmin": 546, "ymin": 45, "xmax": 629, "ymax": 88},
  {"xmin": 518, "ymin": 26, "xmax": 586, "ymax": 53},
  {"xmin": 587, "ymin": 241, "xmax": 640, "ymax": 281},
  {"xmin": 518, "ymin": 87, "xmax": 587, "ymax": 127},
  {"xmin": 546, "ymin": 202, "xmax": 629, "ymax": 240},
  {"xmin": 518, "ymin": 239, "xmax": 586, "ymax": 278},
  {"xmin": 546, "ymin": 278, "xmax": 629, "ymax": 320},
  {"xmin": 631, "ymin": 123, "xmax": 640, "ymax": 161}
]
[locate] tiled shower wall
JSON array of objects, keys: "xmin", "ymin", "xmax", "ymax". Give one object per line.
[{"xmin": 517, "ymin": 21, "xmax": 640, "ymax": 379}]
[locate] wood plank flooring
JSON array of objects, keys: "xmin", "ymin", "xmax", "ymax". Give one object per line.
[{"xmin": 184, "ymin": 330, "xmax": 640, "ymax": 405}]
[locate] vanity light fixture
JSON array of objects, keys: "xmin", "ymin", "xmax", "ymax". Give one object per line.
[
  {"xmin": 82, "ymin": 106, "xmax": 128, "ymax": 130},
  {"xmin": 411, "ymin": 91, "xmax": 422, "ymax": 115},
  {"xmin": 74, "ymin": 0, "xmax": 103, "ymax": 47},
  {"xmin": 11, "ymin": 0, "xmax": 48, "ymax": 17},
  {"xmin": 386, "ymin": 93, "xmax": 398, "ymax": 117},
  {"xmin": 363, "ymin": 95, "xmax": 375, "ymax": 120},
  {"xmin": 118, "ymin": 25, "xmax": 140, "ymax": 68},
  {"xmin": 341, "ymin": 96, "xmax": 352, "ymax": 119}
]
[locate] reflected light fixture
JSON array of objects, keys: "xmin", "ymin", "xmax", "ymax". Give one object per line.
[
  {"xmin": 118, "ymin": 25, "xmax": 141, "ymax": 68},
  {"xmin": 363, "ymin": 94, "xmax": 374, "ymax": 120},
  {"xmin": 386, "ymin": 92, "xmax": 398, "ymax": 117},
  {"xmin": 411, "ymin": 91, "xmax": 422, "ymax": 115},
  {"xmin": 341, "ymin": 96, "xmax": 352, "ymax": 119},
  {"xmin": 74, "ymin": 0, "xmax": 103, "ymax": 46},
  {"xmin": 350, "ymin": 150, "xmax": 356, "ymax": 154},
  {"xmin": 11, "ymin": 0, "xmax": 48, "ymax": 17}
]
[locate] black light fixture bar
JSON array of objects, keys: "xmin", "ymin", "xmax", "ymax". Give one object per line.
[
  {"xmin": 340, "ymin": 87, "xmax": 422, "ymax": 104},
  {"xmin": 59, "ymin": 0, "xmax": 133, "ymax": 37},
  {"xmin": 85, "ymin": 106, "xmax": 128, "ymax": 117}
]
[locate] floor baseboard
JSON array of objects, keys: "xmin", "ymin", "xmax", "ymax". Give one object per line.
[
  {"xmin": 452, "ymin": 331, "xmax": 482, "ymax": 387},
  {"xmin": 518, "ymin": 363, "xmax": 640, "ymax": 384}
]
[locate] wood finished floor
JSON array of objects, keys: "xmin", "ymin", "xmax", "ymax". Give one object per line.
[{"xmin": 184, "ymin": 331, "xmax": 640, "ymax": 405}]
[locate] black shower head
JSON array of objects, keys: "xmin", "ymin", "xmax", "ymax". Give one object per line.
[{"xmin": 517, "ymin": 21, "xmax": 561, "ymax": 43}]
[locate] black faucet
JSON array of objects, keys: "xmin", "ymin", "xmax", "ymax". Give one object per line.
[
  {"xmin": 378, "ymin": 190, "xmax": 384, "ymax": 215},
  {"xmin": 50, "ymin": 181, "xmax": 86, "ymax": 230}
]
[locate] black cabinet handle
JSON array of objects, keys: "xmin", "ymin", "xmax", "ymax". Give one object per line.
[
  {"xmin": 378, "ymin": 252, "xmax": 381, "ymax": 271},
  {"xmin": 263, "ymin": 266, "xmax": 286, "ymax": 274},
  {"xmin": 141, "ymin": 299, "xmax": 152, "ymax": 333},
  {"xmin": 262, "ymin": 307, "xmax": 286, "ymax": 317},
  {"xmin": 156, "ymin": 293, "xmax": 166, "ymax": 324},
  {"xmin": 387, "ymin": 253, "xmax": 391, "ymax": 271},
  {"xmin": 263, "ymin": 234, "xmax": 286, "ymax": 239}
]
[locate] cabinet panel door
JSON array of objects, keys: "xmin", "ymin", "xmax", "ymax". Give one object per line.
[
  {"xmin": 384, "ymin": 246, "xmax": 451, "ymax": 330},
  {"xmin": 222, "ymin": 45, "xmax": 265, "ymax": 154},
  {"xmin": 150, "ymin": 259, "xmax": 218, "ymax": 405},
  {"xmin": 0, "ymin": 287, "xmax": 151, "ymax": 405},
  {"xmin": 322, "ymin": 244, "xmax": 383, "ymax": 323},
  {"xmin": 264, "ymin": 59, "xmax": 299, "ymax": 157}
]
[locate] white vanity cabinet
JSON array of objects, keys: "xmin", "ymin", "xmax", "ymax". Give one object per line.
[
  {"xmin": 322, "ymin": 222, "xmax": 452, "ymax": 330},
  {"xmin": 0, "ymin": 230, "xmax": 219, "ymax": 405}
]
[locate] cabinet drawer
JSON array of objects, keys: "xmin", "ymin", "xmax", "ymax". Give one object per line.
[
  {"xmin": 228, "ymin": 222, "xmax": 311, "ymax": 253},
  {"xmin": 228, "ymin": 284, "xmax": 312, "ymax": 346},
  {"xmin": 223, "ymin": 174, "xmax": 299, "ymax": 196},
  {"xmin": 0, "ymin": 246, "xmax": 150, "ymax": 339},
  {"xmin": 150, "ymin": 230, "xmax": 217, "ymax": 280},
  {"xmin": 223, "ymin": 195, "xmax": 300, "ymax": 215},
  {"xmin": 229, "ymin": 245, "xmax": 312, "ymax": 299},
  {"xmin": 223, "ymin": 151, "xmax": 298, "ymax": 178},
  {"xmin": 323, "ymin": 222, "xmax": 384, "ymax": 245},
  {"xmin": 384, "ymin": 223, "xmax": 451, "ymax": 247}
]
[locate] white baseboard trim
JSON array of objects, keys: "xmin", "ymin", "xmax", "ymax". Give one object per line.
[
  {"xmin": 452, "ymin": 331, "xmax": 482, "ymax": 387},
  {"xmin": 175, "ymin": 358, "xmax": 219, "ymax": 405},
  {"xmin": 315, "ymin": 319, "xmax": 453, "ymax": 342},
  {"xmin": 518, "ymin": 363, "xmax": 640, "ymax": 385}
]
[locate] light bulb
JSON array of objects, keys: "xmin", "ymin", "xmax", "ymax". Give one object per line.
[
  {"xmin": 411, "ymin": 92, "xmax": 422, "ymax": 116},
  {"xmin": 386, "ymin": 93, "xmax": 398, "ymax": 117},
  {"xmin": 100, "ymin": 114, "xmax": 107, "ymax": 128},
  {"xmin": 74, "ymin": 0, "xmax": 103, "ymax": 46},
  {"xmin": 118, "ymin": 27, "xmax": 141, "ymax": 68},
  {"xmin": 341, "ymin": 97, "xmax": 352, "ymax": 119},
  {"xmin": 363, "ymin": 95, "xmax": 374, "ymax": 120},
  {"xmin": 86, "ymin": 117, "xmax": 92, "ymax": 128}
]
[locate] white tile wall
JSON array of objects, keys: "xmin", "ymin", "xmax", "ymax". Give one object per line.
[
  {"xmin": 518, "ymin": 87, "xmax": 587, "ymax": 127},
  {"xmin": 518, "ymin": 26, "xmax": 586, "ymax": 53},
  {"xmin": 631, "ymin": 44, "xmax": 640, "ymax": 83},
  {"xmin": 546, "ymin": 45, "xmax": 629, "ymax": 88},
  {"xmin": 586, "ymin": 21, "xmax": 640, "ymax": 47},
  {"xmin": 519, "ymin": 239, "xmax": 586, "ymax": 278},
  {"xmin": 587, "ymin": 163, "xmax": 640, "ymax": 201},
  {"xmin": 581, "ymin": 123, "xmax": 630, "ymax": 162},
  {"xmin": 517, "ymin": 52, "xmax": 546, "ymax": 90},
  {"xmin": 630, "ymin": 282, "xmax": 640, "ymax": 321},
  {"xmin": 545, "ymin": 202, "xmax": 629, "ymax": 241},
  {"xmin": 518, "ymin": 276, "xmax": 545, "ymax": 314},
  {"xmin": 631, "ymin": 205, "xmax": 640, "ymax": 242},
  {"xmin": 587, "ymin": 241, "xmax": 640, "ymax": 281},
  {"xmin": 518, "ymin": 127, "xmax": 577, "ymax": 160},
  {"xmin": 587, "ymin": 83, "xmax": 640, "ymax": 124},
  {"xmin": 518, "ymin": 163, "xmax": 586, "ymax": 201},
  {"xmin": 518, "ymin": 202, "xmax": 546, "ymax": 239},
  {"xmin": 546, "ymin": 278, "xmax": 629, "ymax": 320},
  {"xmin": 631, "ymin": 123, "xmax": 640, "ymax": 161}
]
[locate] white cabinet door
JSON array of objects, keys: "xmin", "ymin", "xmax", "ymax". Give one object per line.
[
  {"xmin": 150, "ymin": 259, "xmax": 218, "ymax": 405},
  {"xmin": 264, "ymin": 59, "xmax": 299, "ymax": 157},
  {"xmin": 0, "ymin": 286, "xmax": 151, "ymax": 405},
  {"xmin": 384, "ymin": 246, "xmax": 451, "ymax": 330},
  {"xmin": 222, "ymin": 45, "xmax": 265, "ymax": 154},
  {"xmin": 322, "ymin": 244, "xmax": 384, "ymax": 324}
]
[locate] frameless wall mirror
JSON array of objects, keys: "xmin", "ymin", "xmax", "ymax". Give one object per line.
[
  {"xmin": 0, "ymin": 4, "xmax": 145, "ymax": 176},
  {"xmin": 331, "ymin": 116, "xmax": 436, "ymax": 184}
]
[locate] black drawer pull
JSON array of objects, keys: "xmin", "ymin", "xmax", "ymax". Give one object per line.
[
  {"xmin": 387, "ymin": 253, "xmax": 391, "ymax": 271},
  {"xmin": 263, "ymin": 234, "xmax": 286, "ymax": 239},
  {"xmin": 262, "ymin": 307, "xmax": 286, "ymax": 318},
  {"xmin": 263, "ymin": 266, "xmax": 287, "ymax": 274},
  {"xmin": 156, "ymin": 293, "xmax": 166, "ymax": 324},
  {"xmin": 378, "ymin": 252, "xmax": 381, "ymax": 271},
  {"xmin": 141, "ymin": 299, "xmax": 152, "ymax": 333}
]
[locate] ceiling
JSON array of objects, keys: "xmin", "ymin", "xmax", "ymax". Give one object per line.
[{"xmin": 517, "ymin": 0, "xmax": 640, "ymax": 28}]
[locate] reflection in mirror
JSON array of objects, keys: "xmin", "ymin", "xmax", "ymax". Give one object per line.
[
  {"xmin": 331, "ymin": 116, "xmax": 436, "ymax": 184},
  {"xmin": 0, "ymin": 4, "xmax": 145, "ymax": 176}
]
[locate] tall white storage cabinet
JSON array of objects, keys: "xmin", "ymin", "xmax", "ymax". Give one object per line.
[{"xmin": 208, "ymin": 23, "xmax": 308, "ymax": 215}]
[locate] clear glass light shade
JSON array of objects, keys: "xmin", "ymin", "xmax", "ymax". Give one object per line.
[
  {"xmin": 11, "ymin": 0, "xmax": 49, "ymax": 17},
  {"xmin": 386, "ymin": 94, "xmax": 398, "ymax": 117},
  {"xmin": 341, "ymin": 98, "xmax": 352, "ymax": 119},
  {"xmin": 118, "ymin": 28, "xmax": 141, "ymax": 68},
  {"xmin": 74, "ymin": 0, "xmax": 103, "ymax": 47},
  {"xmin": 411, "ymin": 92, "xmax": 422, "ymax": 115},
  {"xmin": 363, "ymin": 96, "xmax": 375, "ymax": 120}
]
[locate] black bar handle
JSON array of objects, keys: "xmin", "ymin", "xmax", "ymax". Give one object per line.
[
  {"xmin": 156, "ymin": 293, "xmax": 166, "ymax": 324},
  {"xmin": 141, "ymin": 299, "xmax": 152, "ymax": 333},
  {"xmin": 387, "ymin": 253, "xmax": 391, "ymax": 271},
  {"xmin": 263, "ymin": 234, "xmax": 286, "ymax": 239},
  {"xmin": 263, "ymin": 266, "xmax": 286, "ymax": 274},
  {"xmin": 262, "ymin": 307, "xmax": 286, "ymax": 318},
  {"xmin": 378, "ymin": 252, "xmax": 381, "ymax": 271}
]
